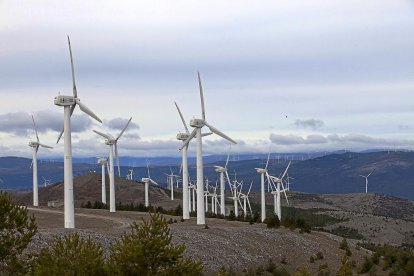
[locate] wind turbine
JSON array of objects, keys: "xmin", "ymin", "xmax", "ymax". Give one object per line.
[
  {"xmin": 360, "ymin": 171, "xmax": 374, "ymax": 193},
  {"xmin": 255, "ymin": 150, "xmax": 271, "ymax": 222},
  {"xmin": 29, "ymin": 115, "xmax": 53, "ymax": 206},
  {"xmin": 214, "ymin": 145, "xmax": 232, "ymax": 216},
  {"xmin": 54, "ymin": 36, "xmax": 102, "ymax": 228},
  {"xmin": 180, "ymin": 72, "xmax": 237, "ymax": 225},
  {"xmin": 141, "ymin": 162, "xmax": 158, "ymax": 207},
  {"xmin": 97, "ymin": 157, "xmax": 108, "ymax": 204},
  {"xmin": 93, "ymin": 117, "xmax": 132, "ymax": 212},
  {"xmin": 174, "ymin": 102, "xmax": 211, "ymax": 219},
  {"xmin": 228, "ymin": 179, "xmax": 243, "ymax": 217},
  {"xmin": 240, "ymin": 181, "xmax": 253, "ymax": 218},
  {"xmin": 165, "ymin": 168, "xmax": 180, "ymax": 201},
  {"xmin": 42, "ymin": 177, "xmax": 52, "ymax": 188},
  {"xmin": 267, "ymin": 161, "xmax": 291, "ymax": 220}
]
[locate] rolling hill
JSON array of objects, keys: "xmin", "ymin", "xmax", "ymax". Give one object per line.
[{"xmin": 2, "ymin": 151, "xmax": 414, "ymax": 200}]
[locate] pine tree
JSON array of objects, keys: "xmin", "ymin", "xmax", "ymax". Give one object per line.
[
  {"xmin": 0, "ymin": 191, "xmax": 37, "ymax": 275},
  {"xmin": 33, "ymin": 232, "xmax": 105, "ymax": 275},
  {"xmin": 106, "ymin": 212, "xmax": 203, "ymax": 275}
]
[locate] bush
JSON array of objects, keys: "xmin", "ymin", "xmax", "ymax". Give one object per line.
[
  {"xmin": 0, "ymin": 191, "xmax": 37, "ymax": 275},
  {"xmin": 106, "ymin": 212, "xmax": 203, "ymax": 275},
  {"xmin": 293, "ymin": 266, "xmax": 312, "ymax": 276},
  {"xmin": 316, "ymin": 251, "xmax": 324, "ymax": 260},
  {"xmin": 266, "ymin": 213, "xmax": 280, "ymax": 228},
  {"xmin": 33, "ymin": 232, "xmax": 105, "ymax": 275},
  {"xmin": 357, "ymin": 256, "xmax": 373, "ymax": 274}
]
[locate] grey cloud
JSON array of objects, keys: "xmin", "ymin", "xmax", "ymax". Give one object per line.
[
  {"xmin": 269, "ymin": 134, "xmax": 326, "ymax": 145},
  {"xmin": 0, "ymin": 111, "xmax": 93, "ymax": 136},
  {"xmin": 294, "ymin": 119, "xmax": 324, "ymax": 130},
  {"xmin": 104, "ymin": 117, "xmax": 139, "ymax": 130}
]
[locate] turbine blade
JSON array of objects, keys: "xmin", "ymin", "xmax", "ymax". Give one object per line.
[
  {"xmin": 35, "ymin": 144, "xmax": 39, "ymax": 153},
  {"xmin": 201, "ymin": 132, "xmax": 212, "ymax": 137},
  {"xmin": 174, "ymin": 102, "xmax": 190, "ymax": 134},
  {"xmin": 204, "ymin": 122, "xmax": 236, "ymax": 144},
  {"xmin": 67, "ymin": 36, "xmax": 77, "ymax": 98},
  {"xmin": 198, "ymin": 72, "xmax": 206, "ymax": 121},
  {"xmin": 265, "ymin": 147, "xmax": 271, "ymax": 169},
  {"xmin": 280, "ymin": 161, "xmax": 291, "ymax": 179},
  {"xmin": 225, "ymin": 144, "xmax": 232, "ymax": 168},
  {"xmin": 75, "ymin": 99, "xmax": 102, "ymax": 123},
  {"xmin": 39, "ymin": 143, "xmax": 53, "ymax": 149},
  {"xmin": 247, "ymin": 198, "xmax": 253, "ymax": 215},
  {"xmin": 150, "ymin": 179, "xmax": 158, "ymax": 185},
  {"xmin": 146, "ymin": 160, "xmax": 150, "ymax": 178},
  {"xmin": 116, "ymin": 117, "xmax": 132, "ymax": 141},
  {"xmin": 56, "ymin": 105, "xmax": 76, "ymax": 144},
  {"xmin": 247, "ymin": 181, "xmax": 253, "ymax": 195},
  {"xmin": 93, "ymin": 130, "xmax": 112, "ymax": 140},
  {"xmin": 179, "ymin": 128, "xmax": 197, "ymax": 150},
  {"xmin": 31, "ymin": 115, "xmax": 39, "ymax": 143},
  {"xmin": 115, "ymin": 143, "xmax": 120, "ymax": 177}
]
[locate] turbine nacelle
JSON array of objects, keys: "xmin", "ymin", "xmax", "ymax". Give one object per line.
[
  {"xmin": 214, "ymin": 165, "xmax": 227, "ymax": 173},
  {"xmin": 29, "ymin": 141, "xmax": 38, "ymax": 147},
  {"xmin": 54, "ymin": 95, "xmax": 75, "ymax": 106},
  {"xmin": 176, "ymin": 133, "xmax": 190, "ymax": 141},
  {"xmin": 97, "ymin": 158, "xmax": 107, "ymax": 165},
  {"xmin": 255, "ymin": 168, "xmax": 267, "ymax": 174},
  {"xmin": 190, "ymin": 118, "xmax": 205, "ymax": 128},
  {"xmin": 104, "ymin": 139, "xmax": 116, "ymax": 146}
]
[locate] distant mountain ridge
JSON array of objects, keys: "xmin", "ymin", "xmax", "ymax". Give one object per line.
[{"xmin": 1, "ymin": 151, "xmax": 414, "ymax": 200}]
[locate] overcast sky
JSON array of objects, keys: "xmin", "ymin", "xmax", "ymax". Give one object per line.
[{"xmin": 1, "ymin": 0, "xmax": 413, "ymax": 158}]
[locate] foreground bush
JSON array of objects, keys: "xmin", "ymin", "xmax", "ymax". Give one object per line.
[
  {"xmin": 33, "ymin": 232, "xmax": 105, "ymax": 275},
  {"xmin": 0, "ymin": 191, "xmax": 37, "ymax": 275},
  {"xmin": 106, "ymin": 212, "xmax": 203, "ymax": 275}
]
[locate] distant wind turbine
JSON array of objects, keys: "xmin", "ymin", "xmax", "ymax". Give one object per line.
[
  {"xmin": 29, "ymin": 115, "xmax": 53, "ymax": 206},
  {"xmin": 360, "ymin": 170, "xmax": 374, "ymax": 193}
]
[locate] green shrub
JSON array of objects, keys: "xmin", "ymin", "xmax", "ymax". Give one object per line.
[
  {"xmin": 357, "ymin": 256, "xmax": 373, "ymax": 274},
  {"xmin": 266, "ymin": 213, "xmax": 280, "ymax": 228},
  {"xmin": 0, "ymin": 191, "xmax": 37, "ymax": 275},
  {"xmin": 106, "ymin": 212, "xmax": 203, "ymax": 275},
  {"xmin": 33, "ymin": 232, "xmax": 104, "ymax": 275}
]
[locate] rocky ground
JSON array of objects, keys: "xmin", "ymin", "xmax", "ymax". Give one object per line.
[
  {"xmin": 11, "ymin": 173, "xmax": 414, "ymax": 274},
  {"xmin": 27, "ymin": 207, "xmax": 372, "ymax": 275}
]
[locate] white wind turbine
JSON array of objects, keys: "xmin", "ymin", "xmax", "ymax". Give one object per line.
[
  {"xmin": 209, "ymin": 180, "xmax": 220, "ymax": 214},
  {"xmin": 97, "ymin": 157, "xmax": 108, "ymax": 204},
  {"xmin": 29, "ymin": 115, "xmax": 53, "ymax": 206},
  {"xmin": 180, "ymin": 72, "xmax": 237, "ymax": 225},
  {"xmin": 228, "ymin": 175, "xmax": 243, "ymax": 217},
  {"xmin": 255, "ymin": 151, "xmax": 271, "ymax": 222},
  {"xmin": 239, "ymin": 181, "xmax": 253, "ymax": 218},
  {"xmin": 360, "ymin": 170, "xmax": 374, "ymax": 193},
  {"xmin": 165, "ymin": 168, "xmax": 180, "ymax": 201},
  {"xmin": 54, "ymin": 36, "xmax": 102, "ymax": 228},
  {"xmin": 174, "ymin": 102, "xmax": 211, "ymax": 219},
  {"xmin": 214, "ymin": 145, "xmax": 232, "ymax": 216},
  {"xmin": 93, "ymin": 117, "xmax": 132, "ymax": 212},
  {"xmin": 188, "ymin": 179, "xmax": 197, "ymax": 212},
  {"xmin": 141, "ymin": 162, "xmax": 159, "ymax": 207},
  {"xmin": 267, "ymin": 161, "xmax": 291, "ymax": 220},
  {"xmin": 42, "ymin": 177, "xmax": 52, "ymax": 188}
]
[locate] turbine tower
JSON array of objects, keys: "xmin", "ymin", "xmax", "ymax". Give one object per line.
[
  {"xmin": 360, "ymin": 170, "xmax": 374, "ymax": 193},
  {"xmin": 55, "ymin": 36, "xmax": 102, "ymax": 228},
  {"xmin": 29, "ymin": 115, "xmax": 53, "ymax": 207},
  {"xmin": 141, "ymin": 162, "xmax": 158, "ymax": 207},
  {"xmin": 255, "ymin": 151, "xmax": 271, "ymax": 222},
  {"xmin": 214, "ymin": 145, "xmax": 232, "ymax": 216},
  {"xmin": 94, "ymin": 117, "xmax": 132, "ymax": 212},
  {"xmin": 97, "ymin": 157, "xmax": 108, "ymax": 204},
  {"xmin": 180, "ymin": 72, "xmax": 236, "ymax": 225}
]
